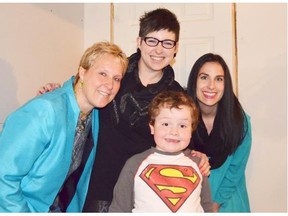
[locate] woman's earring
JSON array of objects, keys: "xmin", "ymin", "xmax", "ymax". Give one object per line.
[{"xmin": 80, "ymin": 81, "xmax": 84, "ymax": 88}]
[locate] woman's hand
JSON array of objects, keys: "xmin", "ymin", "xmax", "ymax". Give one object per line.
[
  {"xmin": 191, "ymin": 150, "xmax": 211, "ymax": 176},
  {"xmin": 212, "ymin": 202, "xmax": 220, "ymax": 212},
  {"xmin": 37, "ymin": 83, "xmax": 61, "ymax": 96}
]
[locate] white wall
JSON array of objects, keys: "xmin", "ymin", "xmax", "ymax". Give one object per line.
[
  {"xmin": 0, "ymin": 3, "xmax": 84, "ymax": 130},
  {"xmin": 84, "ymin": 3, "xmax": 110, "ymax": 48},
  {"xmin": 237, "ymin": 3, "xmax": 287, "ymax": 212}
]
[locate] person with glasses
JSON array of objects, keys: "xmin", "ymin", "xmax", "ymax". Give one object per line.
[
  {"xmin": 36, "ymin": 8, "xmax": 211, "ymax": 212},
  {"xmin": 83, "ymin": 8, "xmax": 210, "ymax": 212}
]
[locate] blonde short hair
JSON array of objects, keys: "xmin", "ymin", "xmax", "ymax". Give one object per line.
[{"xmin": 75, "ymin": 41, "xmax": 128, "ymax": 84}]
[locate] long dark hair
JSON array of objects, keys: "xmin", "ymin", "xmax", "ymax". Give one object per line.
[{"xmin": 187, "ymin": 53, "xmax": 248, "ymax": 154}]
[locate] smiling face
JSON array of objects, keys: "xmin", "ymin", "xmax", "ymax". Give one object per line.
[
  {"xmin": 149, "ymin": 105, "xmax": 193, "ymax": 153},
  {"xmin": 137, "ymin": 29, "xmax": 178, "ymax": 74},
  {"xmin": 77, "ymin": 53, "xmax": 125, "ymax": 112},
  {"xmin": 196, "ymin": 62, "xmax": 225, "ymax": 111}
]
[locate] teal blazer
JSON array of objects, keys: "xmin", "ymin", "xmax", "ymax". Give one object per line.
[
  {"xmin": 209, "ymin": 114, "xmax": 252, "ymax": 212},
  {"xmin": 0, "ymin": 77, "xmax": 99, "ymax": 212}
]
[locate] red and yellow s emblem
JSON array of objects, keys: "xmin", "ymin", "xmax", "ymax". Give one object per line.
[{"xmin": 140, "ymin": 164, "xmax": 200, "ymax": 212}]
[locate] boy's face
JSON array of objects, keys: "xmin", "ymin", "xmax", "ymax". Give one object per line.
[
  {"xmin": 137, "ymin": 29, "xmax": 178, "ymax": 73},
  {"xmin": 149, "ymin": 105, "xmax": 193, "ymax": 153}
]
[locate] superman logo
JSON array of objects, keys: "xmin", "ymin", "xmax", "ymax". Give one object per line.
[{"xmin": 140, "ymin": 164, "xmax": 200, "ymax": 212}]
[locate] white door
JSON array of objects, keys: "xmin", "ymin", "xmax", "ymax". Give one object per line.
[{"xmin": 113, "ymin": 3, "xmax": 233, "ymax": 88}]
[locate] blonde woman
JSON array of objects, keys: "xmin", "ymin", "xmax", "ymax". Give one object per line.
[{"xmin": 0, "ymin": 42, "xmax": 128, "ymax": 212}]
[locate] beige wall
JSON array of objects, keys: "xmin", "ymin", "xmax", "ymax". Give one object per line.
[
  {"xmin": 84, "ymin": 3, "xmax": 110, "ymax": 48},
  {"xmin": 0, "ymin": 3, "xmax": 84, "ymax": 129},
  {"xmin": 0, "ymin": 3, "xmax": 286, "ymax": 213},
  {"xmin": 237, "ymin": 3, "xmax": 287, "ymax": 212}
]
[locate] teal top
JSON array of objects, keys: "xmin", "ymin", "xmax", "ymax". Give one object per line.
[
  {"xmin": 0, "ymin": 77, "xmax": 99, "ymax": 212},
  {"xmin": 209, "ymin": 115, "xmax": 252, "ymax": 212}
]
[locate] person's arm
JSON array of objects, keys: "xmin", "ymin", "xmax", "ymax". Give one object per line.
[
  {"xmin": 37, "ymin": 83, "xmax": 61, "ymax": 96},
  {"xmin": 109, "ymin": 159, "xmax": 135, "ymax": 212},
  {"xmin": 191, "ymin": 150, "xmax": 211, "ymax": 176},
  {"xmin": 0, "ymin": 99, "xmax": 54, "ymax": 212},
  {"xmin": 213, "ymin": 115, "xmax": 252, "ymax": 207},
  {"xmin": 200, "ymin": 175, "xmax": 213, "ymax": 212},
  {"xmin": 212, "ymin": 202, "xmax": 220, "ymax": 212}
]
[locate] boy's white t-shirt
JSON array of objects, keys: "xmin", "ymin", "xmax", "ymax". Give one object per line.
[{"xmin": 109, "ymin": 147, "xmax": 213, "ymax": 213}]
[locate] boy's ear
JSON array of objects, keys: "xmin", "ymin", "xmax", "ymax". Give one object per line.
[{"xmin": 149, "ymin": 123, "xmax": 155, "ymax": 135}]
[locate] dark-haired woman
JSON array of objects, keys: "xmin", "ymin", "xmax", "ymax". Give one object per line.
[{"xmin": 187, "ymin": 53, "xmax": 252, "ymax": 212}]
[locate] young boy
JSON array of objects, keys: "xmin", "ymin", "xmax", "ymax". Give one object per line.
[{"xmin": 109, "ymin": 90, "xmax": 213, "ymax": 213}]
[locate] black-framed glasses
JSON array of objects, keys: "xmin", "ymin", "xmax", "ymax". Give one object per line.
[{"xmin": 142, "ymin": 37, "xmax": 177, "ymax": 49}]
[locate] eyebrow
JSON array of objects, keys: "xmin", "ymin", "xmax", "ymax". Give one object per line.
[{"xmin": 198, "ymin": 72, "xmax": 224, "ymax": 78}]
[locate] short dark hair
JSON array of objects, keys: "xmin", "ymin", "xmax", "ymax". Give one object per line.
[{"xmin": 139, "ymin": 8, "xmax": 180, "ymax": 41}]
